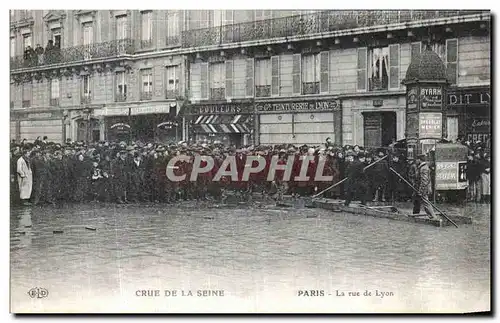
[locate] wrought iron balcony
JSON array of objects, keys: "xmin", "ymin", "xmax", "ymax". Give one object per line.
[
  {"xmin": 369, "ymin": 77, "xmax": 388, "ymax": 91},
  {"xmin": 165, "ymin": 88, "xmax": 180, "ymax": 99},
  {"xmin": 22, "ymin": 100, "xmax": 30, "ymax": 108},
  {"xmin": 115, "ymin": 92, "xmax": 127, "ymax": 102},
  {"xmin": 140, "ymin": 39, "xmax": 154, "ymax": 50},
  {"xmin": 10, "ymin": 39, "xmax": 135, "ymax": 70},
  {"xmin": 302, "ymin": 82, "xmax": 319, "ymax": 95},
  {"xmin": 255, "ymin": 85, "xmax": 271, "ymax": 97},
  {"xmin": 50, "ymin": 98, "xmax": 60, "ymax": 107},
  {"xmin": 181, "ymin": 10, "xmax": 489, "ymax": 48},
  {"xmin": 210, "ymin": 88, "xmax": 225, "ymax": 100},
  {"xmin": 81, "ymin": 95, "xmax": 92, "ymax": 105},
  {"xmin": 140, "ymin": 91, "xmax": 152, "ymax": 101},
  {"xmin": 166, "ymin": 35, "xmax": 181, "ymax": 47}
]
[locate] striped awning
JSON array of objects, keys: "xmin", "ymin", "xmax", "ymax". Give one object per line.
[{"xmin": 192, "ymin": 114, "xmax": 252, "ymax": 134}]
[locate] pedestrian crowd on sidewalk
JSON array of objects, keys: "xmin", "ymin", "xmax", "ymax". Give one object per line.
[{"xmin": 10, "ymin": 136, "xmax": 490, "ymax": 207}]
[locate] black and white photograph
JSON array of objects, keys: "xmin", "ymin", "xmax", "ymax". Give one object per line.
[{"xmin": 8, "ymin": 6, "xmax": 491, "ymax": 314}]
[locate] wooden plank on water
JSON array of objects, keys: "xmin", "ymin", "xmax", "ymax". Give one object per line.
[{"xmin": 312, "ymin": 199, "xmax": 445, "ymax": 227}]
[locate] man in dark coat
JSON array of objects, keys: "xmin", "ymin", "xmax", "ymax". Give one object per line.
[
  {"xmin": 111, "ymin": 150, "xmax": 130, "ymax": 203},
  {"xmin": 413, "ymin": 154, "xmax": 438, "ymax": 219},
  {"xmin": 344, "ymin": 152, "xmax": 369, "ymax": 206},
  {"xmin": 128, "ymin": 152, "xmax": 146, "ymax": 202}
]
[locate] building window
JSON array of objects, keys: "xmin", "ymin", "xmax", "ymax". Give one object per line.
[
  {"xmin": 209, "ymin": 62, "xmax": 225, "ymax": 100},
  {"xmin": 368, "ymin": 47, "xmax": 389, "ymax": 91},
  {"xmin": 22, "ymin": 83, "xmax": 32, "ymax": 108},
  {"xmin": 50, "ymin": 78, "xmax": 60, "ymax": 106},
  {"xmin": 302, "ymin": 54, "xmax": 320, "ymax": 95},
  {"xmin": 81, "ymin": 75, "xmax": 92, "ymax": 104},
  {"xmin": 115, "ymin": 71, "xmax": 127, "ymax": 102},
  {"xmin": 446, "ymin": 39, "xmax": 458, "ymax": 85},
  {"xmin": 431, "ymin": 39, "xmax": 458, "ymax": 85},
  {"xmin": 22, "ymin": 34, "xmax": 32, "ymax": 52},
  {"xmin": 51, "ymin": 28, "xmax": 62, "ymax": 49},
  {"xmin": 255, "ymin": 58, "xmax": 271, "ymax": 97},
  {"xmin": 447, "ymin": 116, "xmax": 459, "ymax": 142},
  {"xmin": 82, "ymin": 23, "xmax": 93, "ymax": 46},
  {"xmin": 167, "ymin": 11, "xmax": 180, "ymax": 45},
  {"xmin": 165, "ymin": 65, "xmax": 179, "ymax": 99},
  {"xmin": 140, "ymin": 69, "xmax": 153, "ymax": 100},
  {"xmin": 141, "ymin": 11, "xmax": 153, "ymax": 49},
  {"xmin": 366, "ymin": 45, "xmax": 400, "ymax": 91},
  {"xmin": 411, "ymin": 42, "xmax": 422, "ymax": 61},
  {"xmin": 10, "ymin": 37, "xmax": 15, "ymax": 58},
  {"xmin": 116, "ymin": 15, "xmax": 127, "ymax": 39}
]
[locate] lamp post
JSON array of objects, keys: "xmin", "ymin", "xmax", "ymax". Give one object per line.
[{"xmin": 128, "ymin": 107, "xmax": 132, "ymax": 144}]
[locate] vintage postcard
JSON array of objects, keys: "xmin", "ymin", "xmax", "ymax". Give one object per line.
[{"xmin": 9, "ymin": 8, "xmax": 491, "ymax": 313}]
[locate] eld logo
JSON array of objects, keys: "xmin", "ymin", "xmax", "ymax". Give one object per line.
[{"xmin": 28, "ymin": 287, "xmax": 49, "ymax": 299}]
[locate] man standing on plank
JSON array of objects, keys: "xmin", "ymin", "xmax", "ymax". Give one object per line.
[{"xmin": 413, "ymin": 154, "xmax": 439, "ymax": 220}]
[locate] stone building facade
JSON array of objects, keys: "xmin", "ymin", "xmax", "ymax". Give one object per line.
[{"xmin": 10, "ymin": 10, "xmax": 490, "ymax": 147}]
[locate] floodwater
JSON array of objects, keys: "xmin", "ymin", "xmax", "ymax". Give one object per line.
[{"xmin": 10, "ymin": 200, "xmax": 490, "ymax": 313}]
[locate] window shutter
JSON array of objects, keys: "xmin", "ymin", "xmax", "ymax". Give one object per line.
[
  {"xmin": 292, "ymin": 53, "xmax": 301, "ymax": 95},
  {"xmin": 271, "ymin": 55, "xmax": 280, "ymax": 96},
  {"xmin": 320, "ymin": 51, "xmax": 329, "ymax": 93},
  {"xmin": 200, "ymin": 62, "xmax": 209, "ymax": 99},
  {"xmin": 389, "ymin": 44, "xmax": 400, "ymax": 89},
  {"xmin": 410, "ymin": 42, "xmax": 421, "ymax": 61},
  {"xmin": 357, "ymin": 47, "xmax": 367, "ymax": 91},
  {"xmin": 225, "ymin": 60, "xmax": 233, "ymax": 98},
  {"xmin": 246, "ymin": 58, "xmax": 254, "ymax": 97},
  {"xmin": 446, "ymin": 39, "xmax": 458, "ymax": 85}
]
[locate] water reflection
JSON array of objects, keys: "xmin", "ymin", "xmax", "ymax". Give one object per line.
[{"xmin": 10, "ymin": 202, "xmax": 490, "ymax": 313}]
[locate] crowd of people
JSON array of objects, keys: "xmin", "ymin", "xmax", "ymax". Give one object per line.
[
  {"xmin": 22, "ymin": 39, "xmax": 61, "ymax": 67},
  {"xmin": 10, "ymin": 136, "xmax": 490, "ymax": 207}
]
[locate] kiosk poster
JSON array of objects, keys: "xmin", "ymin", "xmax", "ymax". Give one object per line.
[
  {"xmin": 419, "ymin": 113, "xmax": 442, "ymax": 138},
  {"xmin": 420, "ymin": 87, "xmax": 443, "ymax": 109}
]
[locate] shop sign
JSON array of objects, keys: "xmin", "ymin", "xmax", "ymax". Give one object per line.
[
  {"xmin": 406, "ymin": 113, "xmax": 419, "ymax": 138},
  {"xmin": 110, "ymin": 123, "xmax": 131, "ymax": 133},
  {"xmin": 13, "ymin": 111, "xmax": 63, "ymax": 120},
  {"xmin": 194, "ymin": 103, "xmax": 252, "ymax": 115},
  {"xmin": 157, "ymin": 121, "xmax": 178, "ymax": 129},
  {"xmin": 419, "ymin": 112, "xmax": 442, "ymax": 138},
  {"xmin": 420, "ymin": 87, "xmax": 443, "ymax": 109},
  {"xmin": 447, "ymin": 89, "xmax": 491, "ymax": 106},
  {"xmin": 256, "ymin": 100, "xmax": 341, "ymax": 112},
  {"xmin": 468, "ymin": 118, "xmax": 491, "ymax": 133},
  {"xmin": 467, "ymin": 133, "xmax": 491, "ymax": 145}
]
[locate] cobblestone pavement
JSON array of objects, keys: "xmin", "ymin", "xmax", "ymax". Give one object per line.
[{"xmin": 10, "ymin": 199, "xmax": 490, "ymax": 313}]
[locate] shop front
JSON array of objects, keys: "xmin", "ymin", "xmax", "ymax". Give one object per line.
[
  {"xmin": 446, "ymin": 86, "xmax": 491, "ymax": 147},
  {"xmin": 256, "ymin": 98, "xmax": 342, "ymax": 146},
  {"xmin": 12, "ymin": 110, "xmax": 65, "ymax": 143},
  {"xmin": 186, "ymin": 101, "xmax": 254, "ymax": 147},
  {"xmin": 96, "ymin": 102, "xmax": 182, "ymax": 144},
  {"xmin": 343, "ymin": 95, "xmax": 405, "ymax": 147}
]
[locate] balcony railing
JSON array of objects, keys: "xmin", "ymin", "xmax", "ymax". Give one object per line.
[
  {"xmin": 302, "ymin": 82, "xmax": 319, "ymax": 95},
  {"xmin": 255, "ymin": 85, "xmax": 271, "ymax": 98},
  {"xmin": 165, "ymin": 88, "xmax": 180, "ymax": 99},
  {"xmin": 81, "ymin": 95, "xmax": 92, "ymax": 105},
  {"xmin": 10, "ymin": 39, "xmax": 135, "ymax": 70},
  {"xmin": 115, "ymin": 92, "xmax": 127, "ymax": 102},
  {"xmin": 140, "ymin": 91, "xmax": 152, "ymax": 101},
  {"xmin": 182, "ymin": 10, "xmax": 489, "ymax": 48},
  {"xmin": 22, "ymin": 100, "xmax": 30, "ymax": 108},
  {"xmin": 140, "ymin": 39, "xmax": 154, "ymax": 50},
  {"xmin": 50, "ymin": 98, "xmax": 60, "ymax": 107},
  {"xmin": 166, "ymin": 35, "xmax": 181, "ymax": 47},
  {"xmin": 210, "ymin": 88, "xmax": 225, "ymax": 101},
  {"xmin": 369, "ymin": 77, "xmax": 388, "ymax": 91}
]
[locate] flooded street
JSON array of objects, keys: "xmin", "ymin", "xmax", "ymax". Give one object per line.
[{"xmin": 10, "ymin": 200, "xmax": 490, "ymax": 313}]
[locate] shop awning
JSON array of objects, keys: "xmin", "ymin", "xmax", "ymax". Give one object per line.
[{"xmin": 192, "ymin": 114, "xmax": 252, "ymax": 134}]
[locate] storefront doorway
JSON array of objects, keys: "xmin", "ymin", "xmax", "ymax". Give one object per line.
[
  {"xmin": 76, "ymin": 118, "xmax": 100, "ymax": 143},
  {"xmin": 363, "ymin": 112, "xmax": 396, "ymax": 147}
]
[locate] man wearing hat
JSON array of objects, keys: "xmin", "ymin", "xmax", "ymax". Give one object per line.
[
  {"xmin": 413, "ymin": 154, "xmax": 438, "ymax": 219},
  {"xmin": 111, "ymin": 149, "xmax": 130, "ymax": 203},
  {"xmin": 344, "ymin": 152, "xmax": 369, "ymax": 207}
]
